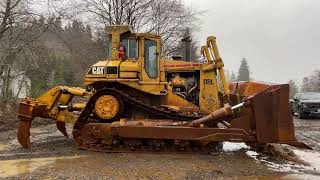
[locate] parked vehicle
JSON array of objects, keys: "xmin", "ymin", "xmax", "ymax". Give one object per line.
[{"xmin": 290, "ymin": 92, "xmax": 320, "ymax": 119}]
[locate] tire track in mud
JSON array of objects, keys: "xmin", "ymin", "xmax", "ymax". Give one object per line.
[
  {"xmin": 296, "ymin": 131, "xmax": 320, "ymax": 146},
  {"xmin": 294, "ymin": 117, "xmax": 320, "ymax": 151}
]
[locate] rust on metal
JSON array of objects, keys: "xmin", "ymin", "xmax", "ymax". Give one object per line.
[
  {"xmin": 17, "ymin": 98, "xmax": 37, "ymax": 149},
  {"xmin": 229, "ymin": 81, "xmax": 272, "ymax": 97},
  {"xmin": 17, "ymin": 118, "xmax": 32, "ymax": 149},
  {"xmin": 17, "ymin": 98, "xmax": 37, "ymax": 119},
  {"xmin": 188, "ymin": 104, "xmax": 232, "ymax": 127},
  {"xmin": 116, "ymin": 126, "xmax": 255, "ymax": 142},
  {"xmin": 95, "ymin": 95, "xmax": 120, "ymax": 120},
  {"xmin": 251, "ymin": 84, "xmax": 295, "ymax": 143}
]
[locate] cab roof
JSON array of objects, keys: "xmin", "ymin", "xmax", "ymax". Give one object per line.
[{"xmin": 105, "ymin": 25, "xmax": 160, "ymax": 39}]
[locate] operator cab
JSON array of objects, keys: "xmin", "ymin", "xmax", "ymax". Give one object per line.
[
  {"xmin": 107, "ymin": 26, "xmax": 161, "ymax": 82},
  {"xmin": 86, "ymin": 25, "xmax": 162, "ymax": 91},
  {"xmin": 106, "ymin": 31, "xmax": 139, "ymax": 60}
]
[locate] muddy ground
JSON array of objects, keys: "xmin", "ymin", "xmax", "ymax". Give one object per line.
[{"xmin": 0, "ymin": 117, "xmax": 319, "ymax": 179}]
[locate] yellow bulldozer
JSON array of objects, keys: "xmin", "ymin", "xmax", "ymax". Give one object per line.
[{"xmin": 17, "ymin": 26, "xmax": 309, "ymax": 152}]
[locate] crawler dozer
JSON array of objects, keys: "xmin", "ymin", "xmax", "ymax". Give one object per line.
[{"xmin": 17, "ymin": 26, "xmax": 309, "ymax": 152}]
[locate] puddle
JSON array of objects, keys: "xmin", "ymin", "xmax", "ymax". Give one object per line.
[{"xmin": 0, "ymin": 155, "xmax": 81, "ymax": 178}]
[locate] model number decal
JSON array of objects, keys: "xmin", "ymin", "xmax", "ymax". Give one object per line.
[
  {"xmin": 204, "ymin": 79, "xmax": 213, "ymax": 85},
  {"xmin": 92, "ymin": 67, "xmax": 104, "ymax": 74}
]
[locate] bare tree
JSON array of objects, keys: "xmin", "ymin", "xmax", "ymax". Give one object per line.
[
  {"xmin": 288, "ymin": 80, "xmax": 298, "ymax": 98},
  {"xmin": 146, "ymin": 0, "xmax": 199, "ymax": 56},
  {"xmin": 313, "ymin": 70, "xmax": 320, "ymax": 91},
  {"xmin": 301, "ymin": 77, "xmax": 311, "ymax": 92},
  {"xmin": 0, "ymin": 0, "xmax": 53, "ymax": 105},
  {"xmin": 76, "ymin": 0, "xmax": 199, "ymax": 57},
  {"xmin": 80, "ymin": 0, "xmax": 151, "ymax": 30},
  {"xmin": 301, "ymin": 70, "xmax": 320, "ymax": 92}
]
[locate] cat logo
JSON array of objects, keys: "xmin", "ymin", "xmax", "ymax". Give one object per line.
[{"xmin": 92, "ymin": 66, "xmax": 104, "ymax": 74}]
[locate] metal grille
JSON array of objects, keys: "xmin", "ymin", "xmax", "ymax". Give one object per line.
[{"xmin": 307, "ymin": 103, "xmax": 320, "ymax": 109}]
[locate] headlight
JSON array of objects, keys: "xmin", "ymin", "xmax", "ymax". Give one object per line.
[{"xmin": 302, "ymin": 103, "xmax": 308, "ymax": 108}]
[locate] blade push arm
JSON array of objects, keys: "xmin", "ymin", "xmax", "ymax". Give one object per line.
[{"xmin": 201, "ymin": 36, "xmax": 231, "ymax": 98}]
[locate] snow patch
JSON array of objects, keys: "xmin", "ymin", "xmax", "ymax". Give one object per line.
[
  {"xmin": 246, "ymin": 150, "xmax": 259, "ymax": 160},
  {"xmin": 293, "ymin": 149, "xmax": 320, "ymax": 172},
  {"xmin": 223, "ymin": 142, "xmax": 249, "ymax": 152}
]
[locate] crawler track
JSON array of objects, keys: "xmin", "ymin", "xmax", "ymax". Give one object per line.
[
  {"xmin": 74, "ymin": 88, "xmax": 204, "ymax": 129},
  {"xmin": 72, "ymin": 88, "xmax": 215, "ymax": 153},
  {"xmin": 75, "ymin": 137, "xmax": 222, "ymax": 154}
]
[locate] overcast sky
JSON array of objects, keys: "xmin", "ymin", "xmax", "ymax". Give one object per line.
[{"xmin": 184, "ymin": 0, "xmax": 320, "ymax": 84}]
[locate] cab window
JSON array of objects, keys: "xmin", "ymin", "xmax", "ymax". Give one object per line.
[
  {"xmin": 144, "ymin": 39, "xmax": 158, "ymax": 79},
  {"xmin": 122, "ymin": 38, "xmax": 138, "ymax": 59}
]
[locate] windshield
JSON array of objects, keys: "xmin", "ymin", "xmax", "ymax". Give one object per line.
[
  {"xmin": 301, "ymin": 93, "xmax": 320, "ymax": 100},
  {"xmin": 105, "ymin": 36, "xmax": 138, "ymax": 59}
]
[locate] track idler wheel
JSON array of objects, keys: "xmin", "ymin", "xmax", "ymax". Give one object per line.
[{"xmin": 94, "ymin": 92, "xmax": 124, "ymax": 122}]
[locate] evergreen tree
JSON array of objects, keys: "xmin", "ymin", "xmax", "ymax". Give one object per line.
[
  {"xmin": 230, "ymin": 72, "xmax": 237, "ymax": 82},
  {"xmin": 237, "ymin": 58, "xmax": 250, "ymax": 81}
]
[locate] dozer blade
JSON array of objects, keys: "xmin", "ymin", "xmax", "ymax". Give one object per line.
[
  {"xmin": 251, "ymin": 84, "xmax": 311, "ymax": 149},
  {"xmin": 229, "ymin": 82, "xmax": 311, "ymax": 149}
]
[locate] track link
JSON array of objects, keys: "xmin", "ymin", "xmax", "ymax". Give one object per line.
[
  {"xmin": 77, "ymin": 138, "xmax": 222, "ymax": 154},
  {"xmin": 72, "ymin": 88, "xmax": 210, "ymax": 153}
]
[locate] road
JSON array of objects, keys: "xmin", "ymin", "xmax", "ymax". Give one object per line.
[
  {"xmin": 0, "ymin": 117, "xmax": 319, "ymax": 179},
  {"xmin": 294, "ymin": 117, "xmax": 320, "ymax": 151}
]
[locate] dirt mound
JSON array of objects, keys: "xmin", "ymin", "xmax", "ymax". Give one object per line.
[{"xmin": 255, "ymin": 144, "xmax": 309, "ymax": 166}]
